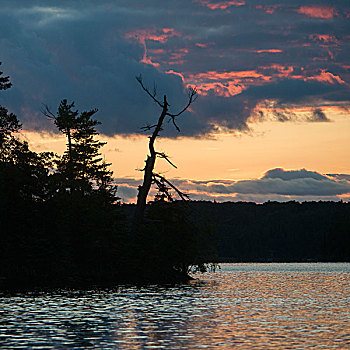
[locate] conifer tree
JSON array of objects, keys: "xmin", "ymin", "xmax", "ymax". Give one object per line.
[
  {"xmin": 0, "ymin": 62, "xmax": 20, "ymax": 154},
  {"xmin": 45, "ymin": 100, "xmax": 116, "ymax": 201},
  {"xmin": 0, "ymin": 62, "xmax": 11, "ymax": 91},
  {"xmin": 0, "ymin": 63, "xmax": 53, "ymax": 201},
  {"xmin": 54, "ymin": 99, "xmax": 79, "ymax": 181},
  {"xmin": 0, "ymin": 106, "xmax": 22, "ymax": 161}
]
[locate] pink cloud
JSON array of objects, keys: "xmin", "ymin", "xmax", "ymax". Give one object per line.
[
  {"xmin": 125, "ymin": 28, "xmax": 182, "ymax": 67},
  {"xmin": 125, "ymin": 28, "xmax": 181, "ymax": 44},
  {"xmin": 185, "ymin": 64, "xmax": 347, "ymax": 98},
  {"xmin": 188, "ymin": 81, "xmax": 245, "ymax": 97},
  {"xmin": 259, "ymin": 65, "xmax": 347, "ymax": 85},
  {"xmin": 189, "ymin": 70, "xmax": 268, "ymax": 80},
  {"xmin": 186, "ymin": 70, "xmax": 271, "ymax": 97},
  {"xmin": 256, "ymin": 5, "xmax": 282, "ymax": 14},
  {"xmin": 169, "ymin": 48, "xmax": 189, "ymax": 64},
  {"xmin": 140, "ymin": 56, "xmax": 160, "ymax": 68},
  {"xmin": 309, "ymin": 34, "xmax": 338, "ymax": 44},
  {"xmin": 148, "ymin": 49, "xmax": 166, "ymax": 54},
  {"xmin": 255, "ymin": 49, "xmax": 283, "ymax": 54},
  {"xmin": 194, "ymin": 0, "xmax": 245, "ymax": 10},
  {"xmin": 166, "ymin": 70, "xmax": 186, "ymax": 83},
  {"xmin": 296, "ymin": 6, "xmax": 338, "ymax": 19},
  {"xmin": 259, "ymin": 64, "xmax": 301, "ymax": 79},
  {"xmin": 305, "ymin": 70, "xmax": 346, "ymax": 85}
]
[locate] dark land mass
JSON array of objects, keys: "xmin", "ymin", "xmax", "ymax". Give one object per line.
[
  {"xmin": 123, "ymin": 201, "xmax": 350, "ymax": 263},
  {"xmin": 197, "ymin": 201, "xmax": 350, "ymax": 262},
  {"xmin": 1, "ymin": 194, "xmax": 350, "ymax": 291},
  {"xmin": 0, "ymin": 196, "xmax": 215, "ymax": 290}
]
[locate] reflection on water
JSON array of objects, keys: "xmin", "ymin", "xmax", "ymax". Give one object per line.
[{"xmin": 1, "ymin": 263, "xmax": 349, "ymax": 349}]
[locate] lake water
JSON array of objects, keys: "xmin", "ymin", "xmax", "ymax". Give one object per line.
[{"xmin": 1, "ymin": 263, "xmax": 349, "ymax": 349}]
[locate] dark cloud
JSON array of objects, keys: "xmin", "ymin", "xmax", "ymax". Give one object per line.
[
  {"xmin": 115, "ymin": 169, "xmax": 350, "ymax": 203},
  {"xmin": 263, "ymin": 168, "xmax": 328, "ymax": 181},
  {"xmin": 327, "ymin": 174, "xmax": 350, "ymax": 181},
  {"xmin": 246, "ymin": 78, "xmax": 347, "ymax": 105},
  {"xmin": 116, "ymin": 185, "xmax": 138, "ymax": 202},
  {"xmin": 208, "ymin": 169, "xmax": 350, "ymax": 196},
  {"xmin": 0, "ymin": 0, "xmax": 349, "ymax": 137},
  {"xmin": 307, "ymin": 108, "xmax": 331, "ymax": 122}
]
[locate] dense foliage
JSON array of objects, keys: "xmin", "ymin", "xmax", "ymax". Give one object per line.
[{"xmin": 0, "ymin": 63, "xmax": 214, "ymax": 289}]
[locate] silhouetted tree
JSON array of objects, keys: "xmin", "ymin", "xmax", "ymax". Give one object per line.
[
  {"xmin": 71, "ymin": 108, "xmax": 116, "ymax": 203},
  {"xmin": 134, "ymin": 76, "xmax": 197, "ymax": 225},
  {"xmin": 0, "ymin": 106, "xmax": 21, "ymax": 140},
  {"xmin": 0, "ymin": 63, "xmax": 127, "ymax": 288},
  {"xmin": 0, "ymin": 106, "xmax": 22, "ymax": 160},
  {"xmin": 0, "ymin": 62, "xmax": 11, "ymax": 91},
  {"xmin": 0, "ymin": 62, "xmax": 20, "ymax": 154},
  {"xmin": 43, "ymin": 100, "xmax": 78, "ymax": 182},
  {"xmin": 44, "ymin": 100, "xmax": 117, "ymax": 201},
  {"xmin": 0, "ymin": 64, "xmax": 54, "ymax": 201}
]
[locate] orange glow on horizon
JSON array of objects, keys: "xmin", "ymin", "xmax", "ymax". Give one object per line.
[{"xmin": 23, "ymin": 106, "xmax": 350, "ymax": 187}]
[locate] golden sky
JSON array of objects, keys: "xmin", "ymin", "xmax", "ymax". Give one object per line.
[{"xmin": 25, "ymin": 107, "xmax": 349, "ymax": 181}]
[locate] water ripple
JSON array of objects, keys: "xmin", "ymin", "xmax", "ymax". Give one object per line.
[{"xmin": 1, "ymin": 263, "xmax": 349, "ymax": 349}]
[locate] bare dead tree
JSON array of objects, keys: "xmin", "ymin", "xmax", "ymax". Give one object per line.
[{"xmin": 134, "ymin": 75, "xmax": 197, "ymax": 226}]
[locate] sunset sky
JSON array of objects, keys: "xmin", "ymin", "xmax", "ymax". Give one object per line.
[{"xmin": 0, "ymin": 0, "xmax": 349, "ymax": 202}]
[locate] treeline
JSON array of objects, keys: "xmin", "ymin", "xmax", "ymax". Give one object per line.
[
  {"xmin": 185, "ymin": 201, "xmax": 350, "ymax": 262},
  {"xmin": 0, "ymin": 63, "xmax": 214, "ymax": 289}
]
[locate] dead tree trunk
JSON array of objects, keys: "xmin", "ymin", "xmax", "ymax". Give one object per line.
[
  {"xmin": 133, "ymin": 76, "xmax": 196, "ymax": 227},
  {"xmin": 134, "ymin": 96, "xmax": 168, "ymax": 225}
]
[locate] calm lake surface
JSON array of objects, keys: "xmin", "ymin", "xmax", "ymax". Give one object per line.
[{"xmin": 1, "ymin": 263, "xmax": 349, "ymax": 349}]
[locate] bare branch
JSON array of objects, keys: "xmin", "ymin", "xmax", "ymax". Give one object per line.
[
  {"xmin": 166, "ymin": 87, "xmax": 197, "ymax": 118},
  {"xmin": 170, "ymin": 116, "xmax": 180, "ymax": 132},
  {"xmin": 156, "ymin": 152, "xmax": 177, "ymax": 168},
  {"xmin": 136, "ymin": 75, "xmax": 164, "ymax": 108},
  {"xmin": 153, "ymin": 173, "xmax": 190, "ymax": 201},
  {"xmin": 41, "ymin": 104, "xmax": 56, "ymax": 120},
  {"xmin": 140, "ymin": 124, "xmax": 158, "ymax": 131}
]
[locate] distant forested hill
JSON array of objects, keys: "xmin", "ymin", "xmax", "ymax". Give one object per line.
[
  {"xmin": 187, "ymin": 201, "xmax": 350, "ymax": 262},
  {"xmin": 124, "ymin": 201, "xmax": 350, "ymax": 262}
]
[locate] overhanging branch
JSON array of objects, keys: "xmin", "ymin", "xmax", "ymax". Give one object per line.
[
  {"xmin": 140, "ymin": 124, "xmax": 158, "ymax": 131},
  {"xmin": 156, "ymin": 152, "xmax": 177, "ymax": 168},
  {"xmin": 166, "ymin": 87, "xmax": 197, "ymax": 118},
  {"xmin": 153, "ymin": 173, "xmax": 190, "ymax": 201},
  {"xmin": 41, "ymin": 104, "xmax": 56, "ymax": 120}
]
